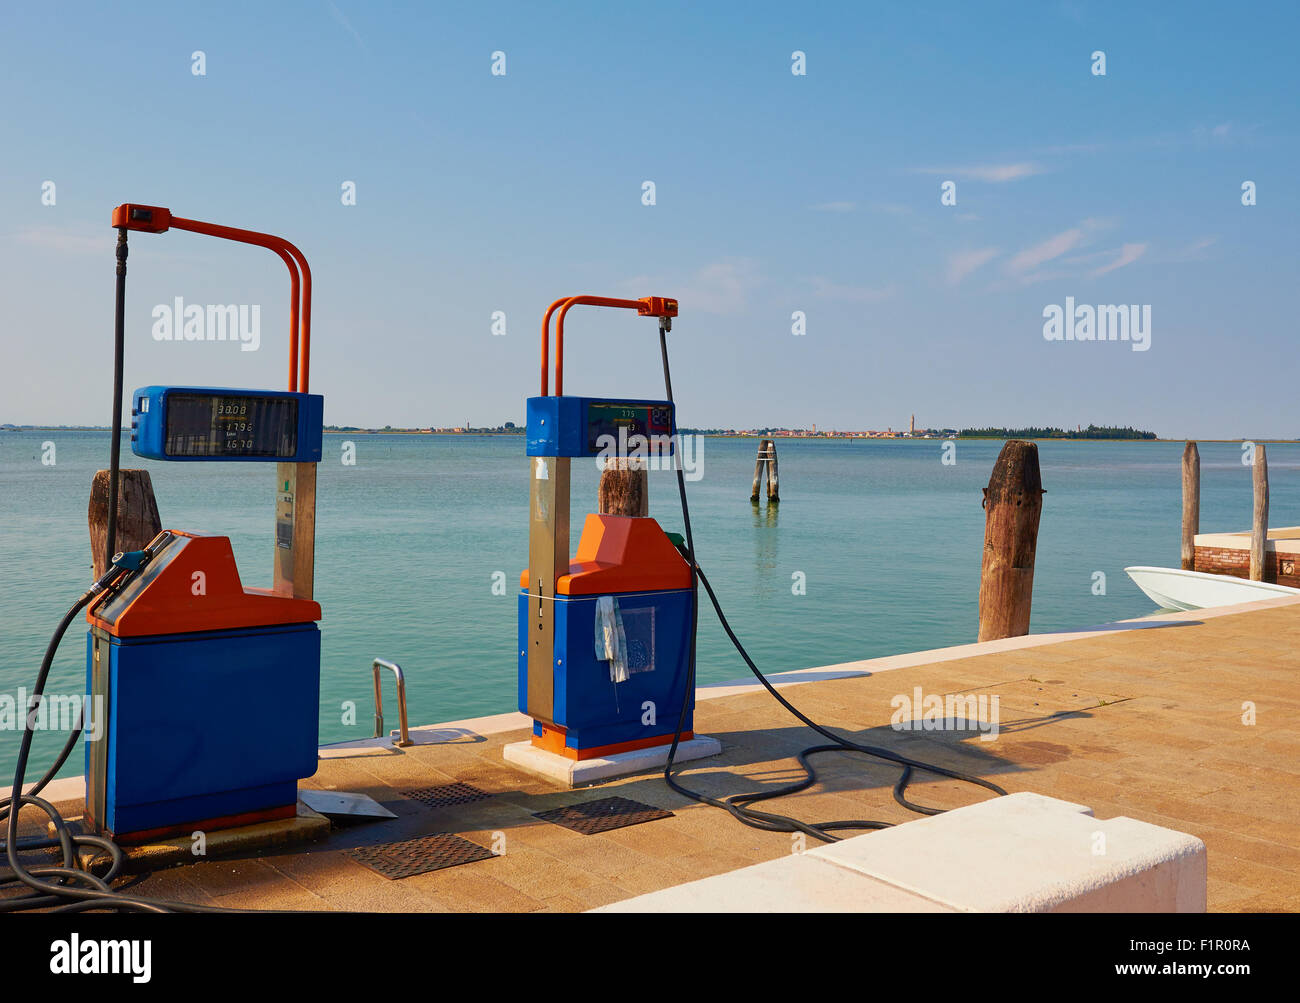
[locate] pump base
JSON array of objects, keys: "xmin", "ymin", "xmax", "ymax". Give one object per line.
[
  {"xmin": 503, "ymin": 734, "xmax": 722, "ymax": 788},
  {"xmin": 57, "ymin": 799, "xmax": 330, "ymax": 874}
]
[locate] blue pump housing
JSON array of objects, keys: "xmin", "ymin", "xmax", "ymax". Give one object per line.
[
  {"xmin": 517, "ymin": 586, "xmax": 694, "ymax": 752},
  {"xmin": 85, "ymin": 622, "xmax": 320, "ymax": 836}
]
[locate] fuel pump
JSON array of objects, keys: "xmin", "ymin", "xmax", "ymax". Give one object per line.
[
  {"xmin": 508, "ymin": 293, "xmax": 1010, "ymax": 836},
  {"xmin": 81, "ymin": 205, "xmax": 324, "ymax": 841},
  {"xmin": 507, "ymin": 296, "xmax": 721, "ymax": 781}
]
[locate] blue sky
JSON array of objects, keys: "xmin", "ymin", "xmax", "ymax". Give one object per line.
[{"xmin": 2, "ymin": 0, "xmax": 1296, "ymax": 437}]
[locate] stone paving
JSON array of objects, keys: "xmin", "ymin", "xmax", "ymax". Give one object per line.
[{"xmin": 26, "ymin": 600, "xmax": 1300, "ymax": 912}]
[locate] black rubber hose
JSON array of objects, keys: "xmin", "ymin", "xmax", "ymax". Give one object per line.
[
  {"xmin": 105, "ymin": 226, "xmax": 128, "ymax": 569},
  {"xmin": 0, "ymin": 580, "xmax": 250, "ymax": 912},
  {"xmin": 656, "ymin": 324, "xmax": 1006, "ymax": 843},
  {"xmin": 0, "ymin": 234, "xmax": 274, "ymax": 913}
]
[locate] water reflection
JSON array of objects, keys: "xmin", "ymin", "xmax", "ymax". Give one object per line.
[{"xmin": 751, "ymin": 499, "xmax": 780, "ymax": 585}]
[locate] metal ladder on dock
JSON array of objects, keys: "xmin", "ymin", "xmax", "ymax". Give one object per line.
[{"xmin": 371, "ymin": 658, "xmax": 413, "ymax": 747}]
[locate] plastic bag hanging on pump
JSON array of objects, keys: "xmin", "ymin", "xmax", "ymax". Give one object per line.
[{"xmin": 594, "ymin": 595, "xmax": 630, "ymax": 683}]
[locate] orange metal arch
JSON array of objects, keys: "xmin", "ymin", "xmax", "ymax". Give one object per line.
[
  {"xmin": 170, "ymin": 217, "xmax": 313, "ymax": 392},
  {"xmin": 540, "ymin": 294, "xmax": 678, "ymax": 397},
  {"xmin": 112, "ymin": 205, "xmax": 312, "ymax": 392}
]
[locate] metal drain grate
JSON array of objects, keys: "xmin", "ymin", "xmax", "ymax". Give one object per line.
[
  {"xmin": 400, "ymin": 782, "xmax": 492, "ymax": 809},
  {"xmin": 347, "ymin": 833, "xmax": 493, "ymax": 879},
  {"xmin": 533, "ymin": 796, "xmax": 673, "ymax": 835}
]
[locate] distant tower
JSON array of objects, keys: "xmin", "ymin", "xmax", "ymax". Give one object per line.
[{"xmin": 910, "ymin": 413, "xmax": 915, "ymax": 435}]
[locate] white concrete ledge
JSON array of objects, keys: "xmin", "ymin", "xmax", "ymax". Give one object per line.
[
  {"xmin": 0, "ymin": 773, "xmax": 85, "ymax": 804},
  {"xmin": 1196, "ymin": 526, "xmax": 1300, "ymax": 553},
  {"xmin": 594, "ymin": 793, "xmax": 1207, "ymax": 913},
  {"xmin": 503, "ymin": 735, "xmax": 722, "ymax": 788}
]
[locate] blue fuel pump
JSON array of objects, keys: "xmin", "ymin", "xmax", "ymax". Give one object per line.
[
  {"xmin": 517, "ymin": 296, "xmax": 698, "ymax": 764},
  {"xmin": 78, "ymin": 206, "xmax": 325, "ymax": 842}
]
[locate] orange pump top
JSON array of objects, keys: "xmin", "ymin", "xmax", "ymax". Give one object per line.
[
  {"xmin": 519, "ymin": 514, "xmax": 691, "ymax": 596},
  {"xmin": 87, "ymin": 532, "xmax": 321, "ymax": 638}
]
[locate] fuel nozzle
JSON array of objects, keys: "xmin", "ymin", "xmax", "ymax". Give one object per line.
[
  {"xmin": 112, "ymin": 549, "xmax": 148, "ymax": 573},
  {"xmin": 89, "ymin": 548, "xmax": 149, "ymax": 596}
]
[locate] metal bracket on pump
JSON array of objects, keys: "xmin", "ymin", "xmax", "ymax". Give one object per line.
[{"xmin": 525, "ymin": 295, "xmax": 679, "ymax": 728}]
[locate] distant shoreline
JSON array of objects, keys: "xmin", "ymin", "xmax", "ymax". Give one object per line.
[{"xmin": 3, "ymin": 427, "xmax": 1297, "ymax": 444}]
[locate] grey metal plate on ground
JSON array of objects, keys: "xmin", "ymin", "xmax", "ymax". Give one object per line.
[
  {"xmin": 347, "ymin": 833, "xmax": 494, "ymax": 879},
  {"xmin": 400, "ymin": 781, "xmax": 492, "ymax": 808},
  {"xmin": 533, "ymin": 796, "xmax": 674, "ymax": 835},
  {"xmin": 299, "ymin": 789, "xmax": 398, "ymax": 819}
]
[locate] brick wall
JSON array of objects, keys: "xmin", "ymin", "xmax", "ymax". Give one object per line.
[{"xmin": 1194, "ymin": 546, "xmax": 1300, "ymax": 588}]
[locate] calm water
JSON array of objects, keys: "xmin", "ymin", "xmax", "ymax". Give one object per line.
[{"xmin": 4, "ymin": 431, "xmax": 1298, "ymax": 779}]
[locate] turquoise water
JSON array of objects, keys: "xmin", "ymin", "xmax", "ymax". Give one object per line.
[{"xmin": 4, "ymin": 431, "xmax": 1298, "ymax": 779}]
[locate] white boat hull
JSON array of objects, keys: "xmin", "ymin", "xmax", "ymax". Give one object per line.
[{"xmin": 1125, "ymin": 566, "xmax": 1300, "ymax": 611}]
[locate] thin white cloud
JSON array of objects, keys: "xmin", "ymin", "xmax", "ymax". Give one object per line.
[
  {"xmin": 1006, "ymin": 227, "xmax": 1085, "ymax": 274},
  {"xmin": 809, "ymin": 278, "xmax": 895, "ymax": 303},
  {"xmin": 1058, "ymin": 0, "xmax": 1086, "ymax": 23},
  {"xmin": 947, "ymin": 247, "xmax": 999, "ymax": 285},
  {"xmin": 14, "ymin": 226, "xmax": 103, "ymax": 255},
  {"xmin": 1091, "ymin": 242, "xmax": 1148, "ymax": 277},
  {"xmin": 326, "ymin": 1, "xmax": 368, "ymax": 52},
  {"xmin": 1192, "ymin": 121, "xmax": 1233, "ymax": 145},
  {"xmin": 618, "ymin": 258, "xmax": 759, "ymax": 313},
  {"xmin": 1156, "ymin": 236, "xmax": 1218, "ymax": 264},
  {"xmin": 1037, "ymin": 141, "xmax": 1105, "ymax": 155},
  {"xmin": 1010, "ymin": 269, "xmax": 1073, "ymax": 286},
  {"xmin": 913, "ymin": 162, "xmax": 1044, "ymax": 183},
  {"xmin": 690, "ymin": 260, "xmax": 762, "ymax": 314},
  {"xmin": 621, "ymin": 259, "xmax": 761, "ymax": 315},
  {"xmin": 810, "ymin": 201, "xmax": 856, "ymax": 213}
]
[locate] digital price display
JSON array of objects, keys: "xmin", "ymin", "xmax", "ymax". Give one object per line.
[
  {"xmin": 131, "ymin": 387, "xmax": 324, "ymax": 462},
  {"xmin": 585, "ymin": 402, "xmax": 674, "ymax": 453},
  {"xmin": 164, "ymin": 393, "xmax": 298, "ymax": 458}
]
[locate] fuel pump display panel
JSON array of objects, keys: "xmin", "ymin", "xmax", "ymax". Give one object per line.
[
  {"xmin": 526, "ymin": 396, "xmax": 676, "ymax": 457},
  {"xmin": 585, "ymin": 402, "xmax": 674, "ymax": 454},
  {"xmin": 131, "ymin": 386, "xmax": 324, "ymax": 462},
  {"xmin": 166, "ymin": 393, "xmax": 297, "ymax": 457}
]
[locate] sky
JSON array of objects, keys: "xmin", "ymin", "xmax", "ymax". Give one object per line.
[{"xmin": 1, "ymin": 0, "xmax": 1296, "ymax": 438}]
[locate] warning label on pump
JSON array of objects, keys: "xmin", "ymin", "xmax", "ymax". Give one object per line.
[{"xmin": 276, "ymin": 491, "xmax": 293, "ymax": 548}]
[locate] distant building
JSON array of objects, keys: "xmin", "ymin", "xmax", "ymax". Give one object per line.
[{"xmin": 909, "ymin": 413, "xmax": 915, "ymax": 435}]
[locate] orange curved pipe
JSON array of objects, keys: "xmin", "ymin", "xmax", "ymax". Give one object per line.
[
  {"xmin": 282, "ymin": 244, "xmax": 312, "ymax": 392},
  {"xmin": 552, "ymin": 296, "xmax": 643, "ymax": 397},
  {"xmin": 540, "ymin": 297, "xmax": 573, "ymax": 397},
  {"xmin": 170, "ymin": 217, "xmax": 311, "ymax": 392}
]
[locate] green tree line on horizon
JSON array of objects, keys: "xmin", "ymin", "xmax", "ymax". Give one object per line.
[{"xmin": 958, "ymin": 424, "xmax": 1157, "ymax": 440}]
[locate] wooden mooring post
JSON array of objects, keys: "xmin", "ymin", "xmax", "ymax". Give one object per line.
[
  {"xmin": 977, "ymin": 440, "xmax": 1045, "ymax": 642},
  {"xmin": 598, "ymin": 458, "xmax": 648, "ymax": 517},
  {"xmin": 1181, "ymin": 441, "xmax": 1200, "ymax": 571},
  {"xmin": 88, "ymin": 469, "xmax": 161, "ymax": 579},
  {"xmin": 1251, "ymin": 443, "xmax": 1269, "ymax": 581},
  {"xmin": 750, "ymin": 438, "xmax": 779, "ymax": 503}
]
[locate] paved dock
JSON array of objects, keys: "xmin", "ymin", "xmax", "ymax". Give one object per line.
[{"xmin": 21, "ymin": 598, "xmax": 1300, "ymax": 912}]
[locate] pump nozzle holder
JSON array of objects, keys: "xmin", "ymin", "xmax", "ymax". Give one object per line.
[
  {"xmin": 112, "ymin": 204, "xmax": 172, "ymax": 233},
  {"xmin": 637, "ymin": 297, "xmax": 679, "ymax": 318}
]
